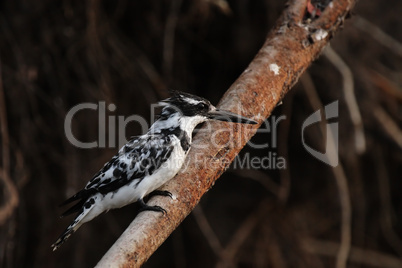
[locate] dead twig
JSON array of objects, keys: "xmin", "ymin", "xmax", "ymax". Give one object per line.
[
  {"xmin": 369, "ymin": 70, "xmax": 402, "ymax": 104},
  {"xmin": 0, "ymin": 59, "xmax": 19, "ymax": 225},
  {"xmin": 277, "ymin": 90, "xmax": 295, "ymax": 203},
  {"xmin": 353, "ymin": 16, "xmax": 402, "ymax": 58},
  {"xmin": 373, "ymin": 106, "xmax": 402, "ymax": 150},
  {"xmin": 216, "ymin": 199, "xmax": 272, "ymax": 268},
  {"xmin": 302, "ymin": 70, "xmax": 352, "ymax": 268},
  {"xmin": 324, "ymin": 46, "xmax": 366, "ymax": 154},
  {"xmin": 192, "ymin": 205, "xmax": 223, "ymax": 257},
  {"xmin": 163, "ymin": 0, "xmax": 183, "ymax": 81},
  {"xmin": 302, "ymin": 238, "xmax": 402, "ymax": 268},
  {"xmin": 96, "ymin": 1, "xmax": 357, "ymax": 266},
  {"xmin": 376, "ymin": 148, "xmax": 402, "ymax": 257}
]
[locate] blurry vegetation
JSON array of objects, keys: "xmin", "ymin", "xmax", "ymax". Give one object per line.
[{"xmin": 0, "ymin": 0, "xmax": 401, "ymax": 267}]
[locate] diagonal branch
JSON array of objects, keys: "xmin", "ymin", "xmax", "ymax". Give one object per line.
[{"xmin": 96, "ymin": 0, "xmax": 357, "ymax": 267}]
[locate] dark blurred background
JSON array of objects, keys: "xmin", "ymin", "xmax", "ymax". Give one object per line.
[{"xmin": 0, "ymin": 0, "xmax": 401, "ymax": 267}]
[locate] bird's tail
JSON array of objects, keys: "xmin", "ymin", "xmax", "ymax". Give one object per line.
[{"xmin": 51, "ymin": 206, "xmax": 92, "ymax": 251}]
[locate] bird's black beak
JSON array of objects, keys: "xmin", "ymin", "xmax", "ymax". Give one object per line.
[{"xmin": 207, "ymin": 109, "xmax": 258, "ymax": 124}]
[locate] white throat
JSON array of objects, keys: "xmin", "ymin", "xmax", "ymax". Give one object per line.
[{"xmin": 179, "ymin": 115, "xmax": 206, "ymax": 135}]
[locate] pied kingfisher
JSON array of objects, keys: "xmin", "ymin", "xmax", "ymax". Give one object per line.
[{"xmin": 52, "ymin": 91, "xmax": 257, "ymax": 251}]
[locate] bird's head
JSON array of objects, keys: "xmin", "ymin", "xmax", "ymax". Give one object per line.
[{"xmin": 158, "ymin": 91, "xmax": 257, "ymax": 126}]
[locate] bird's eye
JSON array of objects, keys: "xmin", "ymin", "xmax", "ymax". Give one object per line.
[{"xmin": 198, "ymin": 103, "xmax": 208, "ymax": 110}]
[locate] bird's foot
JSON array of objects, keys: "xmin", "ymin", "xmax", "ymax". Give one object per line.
[
  {"xmin": 138, "ymin": 199, "xmax": 167, "ymax": 215},
  {"xmin": 148, "ymin": 190, "xmax": 173, "ymax": 199}
]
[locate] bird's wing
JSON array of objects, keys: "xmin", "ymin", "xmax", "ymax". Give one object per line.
[{"xmin": 60, "ymin": 134, "xmax": 175, "ymax": 216}]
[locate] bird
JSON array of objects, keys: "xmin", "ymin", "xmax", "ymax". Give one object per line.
[{"xmin": 51, "ymin": 91, "xmax": 257, "ymax": 251}]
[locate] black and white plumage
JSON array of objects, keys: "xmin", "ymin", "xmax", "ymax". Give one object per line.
[{"xmin": 52, "ymin": 91, "xmax": 257, "ymax": 251}]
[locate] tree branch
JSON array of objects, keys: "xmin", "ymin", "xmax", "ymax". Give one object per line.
[{"xmin": 96, "ymin": 0, "xmax": 357, "ymax": 267}]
